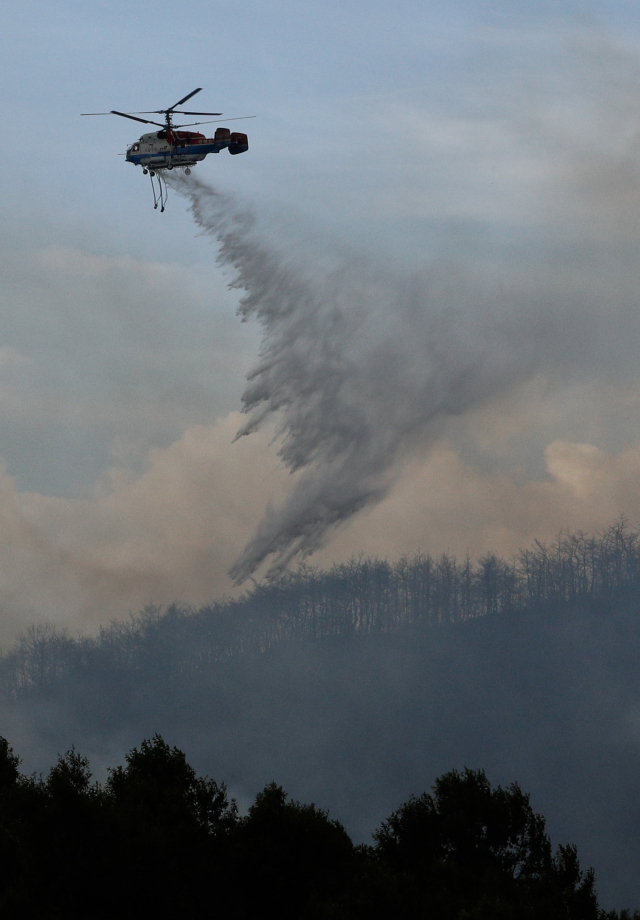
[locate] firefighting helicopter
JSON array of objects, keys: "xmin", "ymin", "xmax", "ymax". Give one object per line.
[{"xmin": 82, "ymin": 89, "xmax": 252, "ymax": 211}]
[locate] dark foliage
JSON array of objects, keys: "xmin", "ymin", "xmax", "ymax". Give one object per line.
[
  {"xmin": 0, "ymin": 736, "xmax": 611, "ymax": 919},
  {"xmin": 370, "ymin": 769, "xmax": 598, "ymax": 919},
  {"xmin": 233, "ymin": 782, "xmax": 354, "ymax": 919},
  {"xmin": 104, "ymin": 735, "xmax": 237, "ymax": 916}
]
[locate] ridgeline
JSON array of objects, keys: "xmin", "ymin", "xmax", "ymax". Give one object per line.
[{"xmin": 2, "ymin": 519, "xmax": 639, "ymax": 699}]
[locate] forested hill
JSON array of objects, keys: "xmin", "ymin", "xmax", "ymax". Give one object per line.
[
  {"xmin": 3, "ymin": 521, "xmax": 640, "ymax": 910},
  {"xmin": 2, "ymin": 519, "xmax": 639, "ymax": 699}
]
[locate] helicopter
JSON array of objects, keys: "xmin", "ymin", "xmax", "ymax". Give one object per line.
[{"xmin": 82, "ymin": 89, "xmax": 252, "ymax": 210}]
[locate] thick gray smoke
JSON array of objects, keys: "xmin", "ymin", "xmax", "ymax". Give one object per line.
[{"xmin": 167, "ymin": 174, "xmax": 574, "ymax": 583}]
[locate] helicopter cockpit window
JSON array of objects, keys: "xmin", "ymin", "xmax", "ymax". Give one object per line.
[{"xmin": 131, "ymin": 143, "xmax": 140, "ymax": 152}]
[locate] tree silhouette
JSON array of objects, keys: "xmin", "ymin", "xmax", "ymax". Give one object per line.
[
  {"xmin": 233, "ymin": 781, "xmax": 354, "ymax": 919},
  {"xmin": 0, "ymin": 736, "xmax": 625, "ymax": 918},
  {"xmin": 372, "ymin": 768, "xmax": 599, "ymax": 919},
  {"xmin": 105, "ymin": 734, "xmax": 237, "ymax": 917}
]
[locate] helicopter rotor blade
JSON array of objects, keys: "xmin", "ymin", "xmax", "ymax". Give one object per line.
[
  {"xmin": 111, "ymin": 111, "xmax": 165, "ymax": 127},
  {"xmin": 168, "ymin": 88, "xmax": 202, "ymax": 112},
  {"xmin": 174, "ymin": 116, "xmax": 257, "ymax": 127},
  {"xmin": 128, "ymin": 109, "xmax": 223, "ymax": 116},
  {"xmin": 174, "ymin": 120, "xmax": 221, "ymax": 128},
  {"xmin": 81, "ymin": 112, "xmax": 113, "ymax": 116}
]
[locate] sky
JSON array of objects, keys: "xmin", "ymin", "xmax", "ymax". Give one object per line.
[{"xmin": 3, "ymin": 1, "xmax": 640, "ymax": 640}]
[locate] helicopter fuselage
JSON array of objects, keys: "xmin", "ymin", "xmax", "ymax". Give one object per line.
[
  {"xmin": 82, "ymin": 88, "xmax": 251, "ymax": 211},
  {"xmin": 126, "ymin": 127, "xmax": 248, "ymax": 171}
]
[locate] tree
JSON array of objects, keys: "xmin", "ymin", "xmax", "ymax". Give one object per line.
[
  {"xmin": 106, "ymin": 733, "xmax": 235, "ymax": 835},
  {"xmin": 0, "ymin": 737, "xmax": 20, "ymax": 792},
  {"xmin": 105, "ymin": 734, "xmax": 237, "ymax": 918},
  {"xmin": 371, "ymin": 768, "xmax": 599, "ymax": 919},
  {"xmin": 234, "ymin": 781, "xmax": 354, "ymax": 919}
]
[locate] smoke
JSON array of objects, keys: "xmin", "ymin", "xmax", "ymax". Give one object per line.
[{"xmin": 166, "ymin": 174, "xmax": 572, "ymax": 583}]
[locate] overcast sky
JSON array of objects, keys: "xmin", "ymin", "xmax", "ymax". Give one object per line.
[{"xmin": 2, "ymin": 1, "xmax": 640, "ymax": 640}]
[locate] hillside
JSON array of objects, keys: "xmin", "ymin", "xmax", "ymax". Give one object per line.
[{"xmin": 2, "ymin": 521, "xmax": 640, "ymax": 909}]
